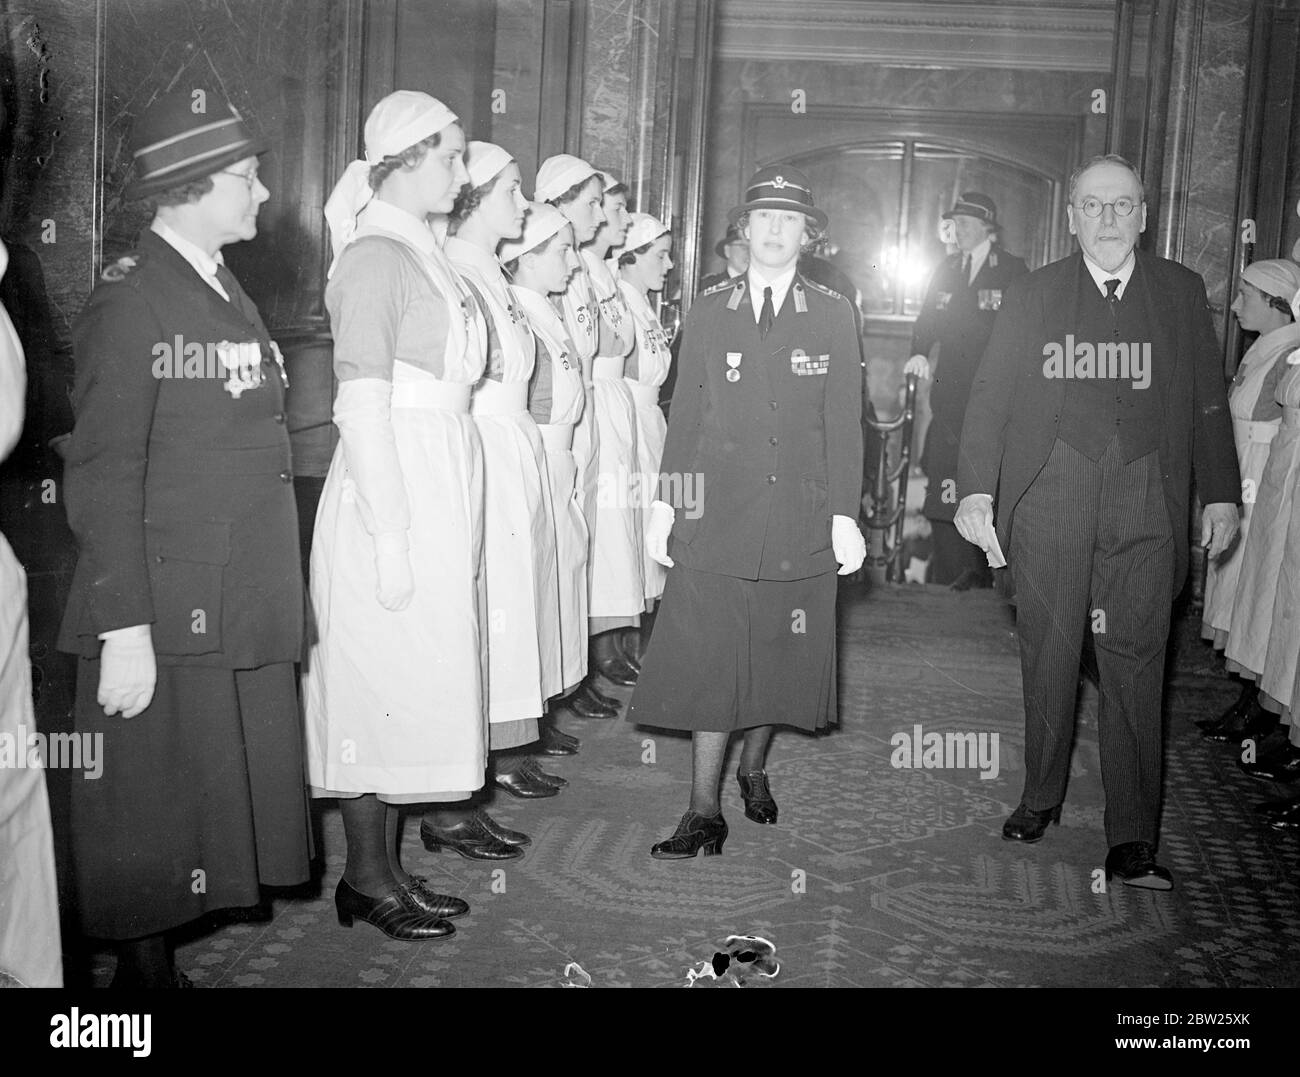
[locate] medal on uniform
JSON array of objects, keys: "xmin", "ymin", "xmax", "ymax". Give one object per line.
[
  {"xmin": 216, "ymin": 340, "xmax": 265, "ymax": 399},
  {"xmin": 726, "ymin": 351, "xmax": 742, "ymax": 383}
]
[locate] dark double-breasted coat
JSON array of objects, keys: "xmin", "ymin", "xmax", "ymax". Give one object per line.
[
  {"xmin": 57, "ymin": 227, "xmax": 311, "ymax": 939},
  {"xmin": 957, "ymin": 250, "xmax": 1239, "ymax": 594},
  {"xmin": 628, "ymin": 272, "xmax": 863, "ymax": 733},
  {"xmin": 911, "ymin": 243, "xmax": 1028, "ymax": 521}
]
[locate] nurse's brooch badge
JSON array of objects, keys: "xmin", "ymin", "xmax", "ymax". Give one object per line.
[{"xmin": 725, "ymin": 352, "xmax": 742, "ymax": 383}]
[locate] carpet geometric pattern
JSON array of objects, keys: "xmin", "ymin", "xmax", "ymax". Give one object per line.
[{"xmin": 86, "ymin": 584, "xmax": 1300, "ymax": 987}]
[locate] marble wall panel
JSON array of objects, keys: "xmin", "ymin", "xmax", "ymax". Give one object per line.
[{"xmin": 1179, "ymin": 0, "xmax": 1253, "ymax": 335}]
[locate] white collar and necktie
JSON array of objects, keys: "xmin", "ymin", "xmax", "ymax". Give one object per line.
[
  {"xmin": 151, "ymin": 219, "xmax": 231, "ymax": 301},
  {"xmin": 746, "ymin": 265, "xmax": 797, "ymax": 326},
  {"xmin": 1082, "ymin": 250, "xmax": 1136, "ymax": 302},
  {"xmin": 961, "ymin": 237, "xmax": 992, "ymax": 286}
]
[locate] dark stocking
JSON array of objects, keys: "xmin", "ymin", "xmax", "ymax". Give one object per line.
[
  {"xmin": 340, "ymin": 793, "xmax": 393, "ymax": 896},
  {"xmin": 738, "ymin": 725, "xmax": 775, "ymax": 775},
  {"xmin": 688, "ymin": 731, "xmax": 729, "ymax": 816}
]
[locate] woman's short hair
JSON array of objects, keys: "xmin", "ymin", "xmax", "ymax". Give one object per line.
[
  {"xmin": 734, "ymin": 210, "xmax": 826, "ymax": 255},
  {"xmin": 368, "ymin": 130, "xmax": 444, "ymax": 191},
  {"xmin": 617, "ymin": 238, "xmax": 656, "ymax": 268},
  {"xmin": 547, "ymin": 173, "xmax": 603, "ymax": 208},
  {"xmin": 448, "ymin": 170, "xmax": 504, "ymax": 232},
  {"xmin": 502, "ymin": 227, "xmax": 563, "ymax": 279},
  {"xmin": 603, "ymin": 180, "xmax": 629, "ymax": 200},
  {"xmin": 139, "ymin": 174, "xmax": 215, "ymax": 214},
  {"xmin": 1247, "ymin": 281, "xmax": 1297, "ymax": 320}
]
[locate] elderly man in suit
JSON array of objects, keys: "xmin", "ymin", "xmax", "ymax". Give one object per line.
[
  {"xmin": 955, "ymin": 154, "xmax": 1239, "ymax": 889},
  {"xmin": 58, "ymin": 88, "xmax": 312, "ymax": 985},
  {"xmin": 631, "ymin": 166, "xmax": 865, "ymax": 859}
]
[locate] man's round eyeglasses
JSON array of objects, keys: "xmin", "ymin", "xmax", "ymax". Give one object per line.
[
  {"xmin": 1075, "ymin": 197, "xmax": 1140, "ymax": 218},
  {"xmin": 217, "ymin": 169, "xmax": 260, "ymax": 190}
]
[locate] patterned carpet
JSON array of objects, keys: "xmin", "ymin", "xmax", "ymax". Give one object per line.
[{"xmin": 89, "ymin": 582, "xmax": 1300, "ymax": 988}]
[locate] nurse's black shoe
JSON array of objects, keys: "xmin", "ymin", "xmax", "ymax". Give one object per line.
[
  {"xmin": 494, "ymin": 766, "xmax": 560, "ymax": 799},
  {"xmin": 538, "ymin": 721, "xmax": 580, "ymax": 755},
  {"xmin": 586, "ymin": 683, "xmax": 622, "ymax": 708},
  {"xmin": 1197, "ymin": 683, "xmax": 1256, "ymax": 737},
  {"xmin": 335, "ymin": 879, "xmax": 456, "ymax": 940},
  {"xmin": 519, "ymin": 757, "xmax": 568, "ymax": 788},
  {"xmin": 737, "ymin": 771, "xmax": 778, "ymax": 824},
  {"xmin": 1202, "ymin": 699, "xmax": 1279, "ymax": 743},
  {"xmin": 650, "ymin": 810, "xmax": 728, "ymax": 859},
  {"xmin": 567, "ymin": 684, "xmax": 619, "ymax": 718},
  {"xmin": 420, "ymin": 817, "xmax": 524, "ymax": 860},
  {"xmin": 595, "ymin": 656, "xmax": 639, "ymax": 686},
  {"xmin": 403, "ymin": 877, "xmax": 470, "ymax": 919},
  {"xmin": 473, "ymin": 808, "xmax": 530, "ymax": 847}
]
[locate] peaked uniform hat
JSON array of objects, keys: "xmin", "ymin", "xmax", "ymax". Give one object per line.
[
  {"xmin": 728, "ymin": 165, "xmax": 827, "ymax": 230},
  {"xmin": 942, "ymin": 192, "xmax": 998, "ymax": 225},
  {"xmin": 714, "ymin": 225, "xmax": 748, "ymax": 258},
  {"xmin": 125, "ymin": 87, "xmax": 267, "ymax": 199}
]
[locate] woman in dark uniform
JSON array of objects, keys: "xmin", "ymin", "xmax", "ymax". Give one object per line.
[
  {"xmin": 629, "ymin": 167, "xmax": 866, "ymax": 858},
  {"xmin": 58, "ymin": 89, "xmax": 312, "ymax": 985}
]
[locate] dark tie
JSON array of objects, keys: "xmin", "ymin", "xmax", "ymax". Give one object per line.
[
  {"xmin": 759, "ymin": 285, "xmax": 775, "ymax": 338},
  {"xmin": 214, "ymin": 262, "xmax": 260, "ymax": 327},
  {"xmin": 961, "ymin": 254, "xmax": 971, "ymax": 284},
  {"xmin": 1104, "ymin": 277, "xmax": 1121, "ymax": 305}
]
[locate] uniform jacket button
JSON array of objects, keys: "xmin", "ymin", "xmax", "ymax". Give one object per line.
[
  {"xmin": 769, "ymin": 401, "xmax": 778, "ymax": 410},
  {"xmin": 767, "ymin": 474, "xmax": 777, "ymax": 484},
  {"xmin": 279, "ymin": 470, "xmax": 293, "ymax": 483},
  {"xmin": 769, "ymin": 436, "xmax": 778, "ymax": 446},
  {"xmin": 273, "ymin": 412, "xmax": 286, "ymax": 424}
]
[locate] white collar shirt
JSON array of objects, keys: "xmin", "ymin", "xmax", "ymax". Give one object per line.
[
  {"xmin": 965, "ymin": 237, "xmax": 992, "ymax": 284},
  {"xmin": 1082, "ymin": 250, "xmax": 1136, "ymax": 300},
  {"xmin": 747, "ymin": 265, "xmax": 797, "ymax": 323},
  {"xmin": 151, "ymin": 218, "xmax": 230, "ymax": 301}
]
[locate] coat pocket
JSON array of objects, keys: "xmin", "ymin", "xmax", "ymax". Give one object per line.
[
  {"xmin": 144, "ymin": 518, "xmax": 230, "ymax": 656},
  {"xmin": 801, "ymin": 475, "xmax": 832, "ymax": 554}
]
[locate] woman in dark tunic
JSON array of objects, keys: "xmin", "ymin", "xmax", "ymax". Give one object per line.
[{"xmin": 629, "ymin": 167, "xmax": 865, "ymax": 858}]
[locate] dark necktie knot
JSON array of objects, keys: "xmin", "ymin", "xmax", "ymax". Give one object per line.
[
  {"xmin": 759, "ymin": 285, "xmax": 775, "ymax": 338},
  {"xmin": 961, "ymin": 254, "xmax": 971, "ymax": 283},
  {"xmin": 1104, "ymin": 277, "xmax": 1121, "ymax": 302}
]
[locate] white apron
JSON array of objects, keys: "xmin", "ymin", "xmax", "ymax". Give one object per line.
[
  {"xmin": 1202, "ymin": 323, "xmax": 1300, "ymax": 639},
  {"xmin": 0, "ymin": 240, "xmax": 61, "ymax": 985},
  {"xmin": 619, "ymin": 278, "xmax": 673, "ymax": 602},
  {"xmin": 515, "ymin": 285, "xmax": 589, "ymax": 692},
  {"xmin": 583, "ymin": 250, "xmax": 645, "ymax": 618},
  {"xmin": 448, "ymin": 237, "xmax": 563, "ymax": 726},
  {"xmin": 1226, "ymin": 353, "xmax": 1300, "ymax": 697},
  {"xmin": 305, "ymin": 222, "xmax": 489, "ymax": 799}
]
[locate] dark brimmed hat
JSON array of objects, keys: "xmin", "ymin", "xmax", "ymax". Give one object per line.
[
  {"xmin": 728, "ymin": 166, "xmax": 827, "ymax": 230},
  {"xmin": 942, "ymin": 192, "xmax": 998, "ymax": 225},
  {"xmin": 125, "ymin": 88, "xmax": 267, "ymax": 199},
  {"xmin": 714, "ymin": 226, "xmax": 748, "ymax": 258}
]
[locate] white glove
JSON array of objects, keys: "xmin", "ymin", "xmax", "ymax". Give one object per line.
[
  {"xmin": 954, "ymin": 493, "xmax": 994, "ymax": 547},
  {"xmin": 374, "ymin": 531, "xmax": 414, "ymax": 611},
  {"xmin": 831, "ymin": 514, "xmax": 866, "ymax": 576},
  {"xmin": 903, "ymin": 353, "xmax": 931, "ymax": 380},
  {"xmin": 646, "ymin": 500, "xmax": 675, "ymax": 568},
  {"xmin": 335, "ymin": 378, "xmax": 415, "ymax": 610},
  {"xmin": 97, "ymin": 624, "xmax": 157, "ymax": 718}
]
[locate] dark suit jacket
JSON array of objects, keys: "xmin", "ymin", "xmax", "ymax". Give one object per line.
[
  {"xmin": 58, "ymin": 229, "xmax": 302, "ymax": 667},
  {"xmin": 957, "ymin": 249, "xmax": 1239, "ymax": 591},
  {"xmin": 911, "ymin": 244, "xmax": 1029, "ymax": 520},
  {"xmin": 660, "ymin": 272, "xmax": 863, "ymax": 580}
]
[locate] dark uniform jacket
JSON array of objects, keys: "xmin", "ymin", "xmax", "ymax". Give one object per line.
[
  {"xmin": 957, "ymin": 250, "xmax": 1239, "ymax": 592},
  {"xmin": 660, "ymin": 272, "xmax": 863, "ymax": 580},
  {"xmin": 911, "ymin": 242, "xmax": 1028, "ymax": 520},
  {"xmin": 58, "ymin": 228, "xmax": 302, "ymax": 667}
]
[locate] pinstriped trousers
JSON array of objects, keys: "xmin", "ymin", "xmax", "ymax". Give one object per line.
[{"xmin": 1009, "ymin": 437, "xmax": 1175, "ymax": 846}]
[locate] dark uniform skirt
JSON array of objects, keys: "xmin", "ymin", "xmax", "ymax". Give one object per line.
[
  {"xmin": 628, "ymin": 564, "xmax": 838, "ymax": 733},
  {"xmin": 70, "ymin": 659, "xmax": 313, "ymax": 940}
]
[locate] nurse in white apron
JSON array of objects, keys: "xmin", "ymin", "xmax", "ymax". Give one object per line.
[
  {"xmin": 308, "ymin": 92, "xmax": 486, "ymax": 941},
  {"xmin": 615, "ymin": 212, "xmax": 674, "ymax": 609},
  {"xmin": 579, "ymin": 170, "xmax": 646, "ymax": 680},
  {"xmin": 502, "ymin": 203, "xmax": 590, "ymax": 754},
  {"xmin": 536, "ymin": 155, "xmax": 622, "ymax": 720},
  {"xmin": 422, "ymin": 143, "xmax": 566, "ymax": 855},
  {"xmin": 1200, "ymin": 259, "xmax": 1300, "ymax": 743}
]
